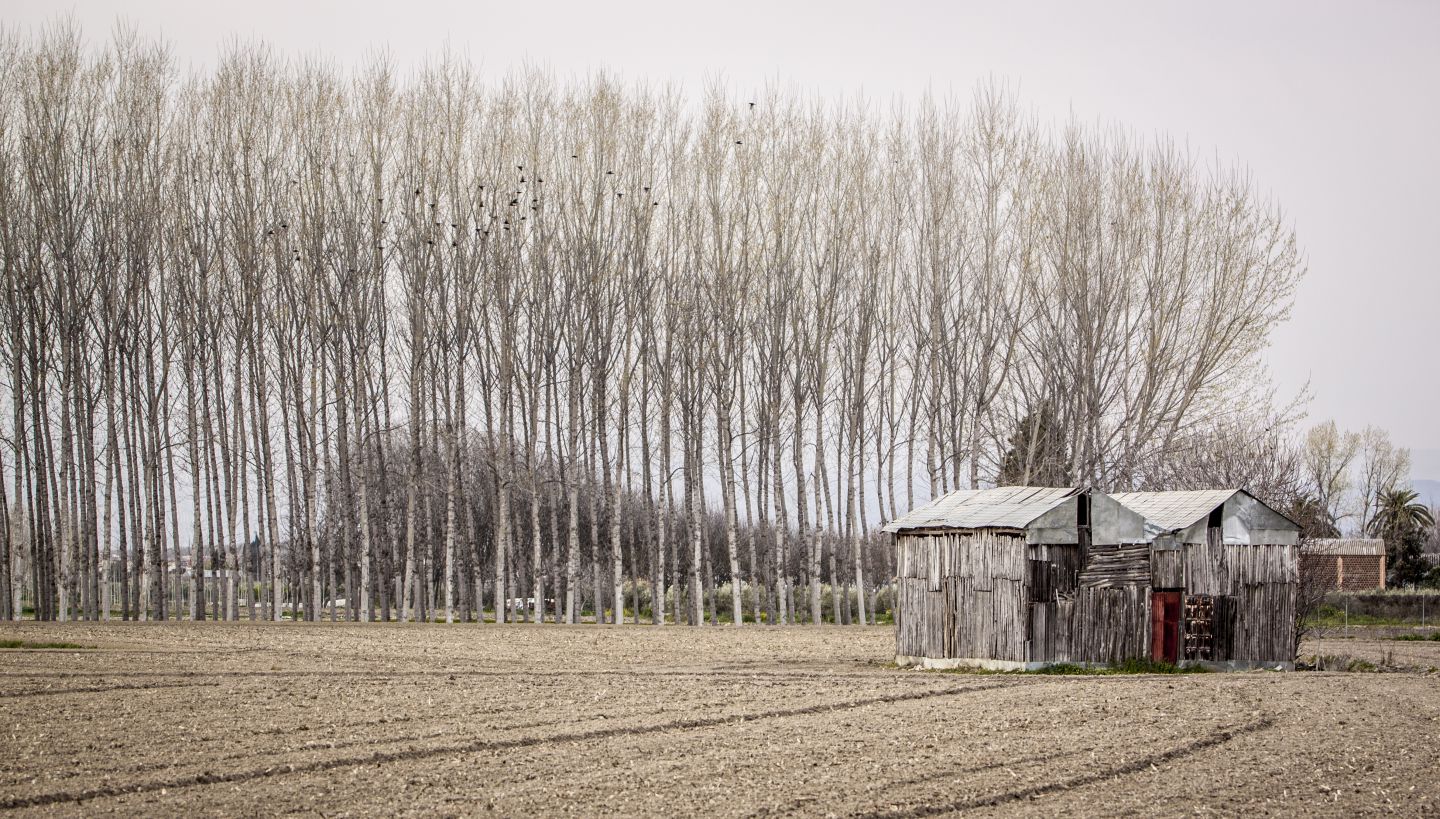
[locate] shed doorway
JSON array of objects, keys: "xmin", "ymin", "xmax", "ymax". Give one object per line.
[{"xmin": 1150, "ymin": 591, "xmax": 1182, "ymax": 664}]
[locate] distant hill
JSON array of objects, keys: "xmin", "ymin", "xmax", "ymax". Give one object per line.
[{"xmin": 1413, "ymin": 479, "xmax": 1440, "ymax": 509}]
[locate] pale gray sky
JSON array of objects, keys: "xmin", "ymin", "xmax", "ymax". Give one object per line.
[{"xmin": 7, "ymin": 0, "xmax": 1439, "ymax": 476}]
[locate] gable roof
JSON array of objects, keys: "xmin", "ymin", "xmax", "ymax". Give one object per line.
[
  {"xmin": 882, "ymin": 486, "xmax": 1079, "ymax": 533},
  {"xmin": 1109, "ymin": 488, "xmax": 1299, "ymax": 536},
  {"xmin": 1302, "ymin": 538, "xmax": 1386, "ymax": 557},
  {"xmin": 1108, "ymin": 489, "xmax": 1239, "ymax": 533}
]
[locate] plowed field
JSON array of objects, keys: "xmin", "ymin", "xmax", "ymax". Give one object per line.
[{"xmin": 1, "ymin": 623, "xmax": 1437, "ymax": 816}]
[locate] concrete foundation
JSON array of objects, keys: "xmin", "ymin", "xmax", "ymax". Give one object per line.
[{"xmin": 896, "ymin": 654, "xmax": 1295, "ymax": 673}]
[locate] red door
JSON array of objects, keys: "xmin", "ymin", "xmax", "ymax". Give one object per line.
[{"xmin": 1150, "ymin": 592, "xmax": 1182, "ymax": 664}]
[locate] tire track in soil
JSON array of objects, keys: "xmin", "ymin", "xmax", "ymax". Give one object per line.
[
  {"xmin": 3, "ymin": 680, "xmax": 842, "ymax": 786},
  {"xmin": 0, "ymin": 681, "xmax": 1027, "ymax": 810},
  {"xmin": 851, "ymin": 716, "xmax": 1277, "ymax": 818},
  {"xmin": 0, "ymin": 713, "xmax": 608, "ymax": 786},
  {"xmin": 0, "ymin": 668, "xmax": 905, "ymax": 681},
  {"xmin": 2, "ymin": 685, "xmax": 855, "ymax": 787},
  {"xmin": 1, "ymin": 698, "xmax": 741, "ymax": 786},
  {"xmin": 753, "ymin": 750, "xmax": 1088, "ymax": 817},
  {"xmin": 1, "ymin": 647, "xmax": 279, "ymax": 656},
  {"xmin": 0, "ymin": 681, "xmax": 221, "ymax": 699}
]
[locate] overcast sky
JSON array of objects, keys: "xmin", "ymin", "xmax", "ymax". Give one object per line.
[{"xmin": 8, "ymin": 0, "xmax": 1439, "ymax": 476}]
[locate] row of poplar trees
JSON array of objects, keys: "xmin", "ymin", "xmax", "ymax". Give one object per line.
[{"xmin": 0, "ymin": 24, "xmax": 1304, "ymax": 623}]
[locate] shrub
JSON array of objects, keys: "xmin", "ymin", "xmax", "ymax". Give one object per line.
[
  {"xmin": 1301, "ymin": 654, "xmax": 1381, "ymax": 672},
  {"xmin": 0, "ymin": 640, "xmax": 92, "ymax": 650}
]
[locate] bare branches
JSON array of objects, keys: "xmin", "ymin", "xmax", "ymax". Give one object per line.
[{"xmin": 0, "ymin": 28, "xmax": 1306, "ymax": 623}]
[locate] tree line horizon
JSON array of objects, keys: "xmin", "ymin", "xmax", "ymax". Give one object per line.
[{"xmin": 1, "ymin": 22, "xmax": 1313, "ymax": 625}]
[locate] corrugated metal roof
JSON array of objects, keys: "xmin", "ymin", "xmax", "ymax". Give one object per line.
[
  {"xmin": 1109, "ymin": 489, "xmax": 1237, "ymax": 533},
  {"xmin": 882, "ymin": 486, "xmax": 1079, "ymax": 532},
  {"xmin": 1302, "ymin": 538, "xmax": 1386, "ymax": 557}
]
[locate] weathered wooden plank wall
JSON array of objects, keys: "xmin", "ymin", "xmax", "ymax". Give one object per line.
[
  {"xmin": 1184, "ymin": 529, "xmax": 1297, "ymax": 662},
  {"xmin": 895, "ymin": 531, "xmax": 1028, "ymax": 661},
  {"xmin": 1151, "ymin": 549, "xmax": 1183, "ymax": 588},
  {"xmin": 1029, "ymin": 541, "xmax": 1152, "ymax": 663},
  {"xmin": 1078, "ymin": 544, "xmax": 1151, "ymax": 588},
  {"xmin": 1030, "ymin": 586, "xmax": 1150, "ymax": 664},
  {"xmin": 896, "ymin": 524, "xmax": 1298, "ymax": 666},
  {"xmin": 1027, "ymin": 544, "xmax": 1081, "ymax": 601}
]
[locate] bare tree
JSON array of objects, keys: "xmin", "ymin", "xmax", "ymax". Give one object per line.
[{"xmin": 0, "ymin": 25, "xmax": 1312, "ymax": 627}]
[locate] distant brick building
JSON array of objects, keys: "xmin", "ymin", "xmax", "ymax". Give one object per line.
[{"xmin": 1300, "ymin": 539, "xmax": 1386, "ymax": 591}]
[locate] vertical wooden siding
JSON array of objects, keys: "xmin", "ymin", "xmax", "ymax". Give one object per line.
[
  {"xmin": 895, "ymin": 526, "xmax": 1298, "ymax": 666},
  {"xmin": 896, "ymin": 531, "xmax": 1027, "ymax": 661},
  {"xmin": 1184, "ymin": 529, "xmax": 1297, "ymax": 662}
]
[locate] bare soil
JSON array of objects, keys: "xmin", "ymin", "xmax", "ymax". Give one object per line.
[{"xmin": 1, "ymin": 622, "xmax": 1437, "ymax": 817}]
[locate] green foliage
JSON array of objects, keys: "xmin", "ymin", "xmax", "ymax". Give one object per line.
[
  {"xmin": 997, "ymin": 401, "xmax": 1070, "ymax": 487},
  {"xmin": 642, "ymin": 580, "xmax": 893, "ymax": 625},
  {"xmin": 1369, "ymin": 488, "xmax": 1436, "ymax": 538},
  {"xmin": 1391, "ymin": 632, "xmax": 1440, "ymax": 642},
  {"xmin": 1306, "ymin": 604, "xmax": 1410, "ymax": 627},
  {"xmin": 1329, "ymin": 587, "xmax": 1440, "ymax": 597},
  {"xmin": 0, "ymin": 640, "xmax": 92, "ymax": 650},
  {"xmin": 1426, "ymin": 564, "xmax": 1440, "ymax": 590},
  {"xmin": 1109, "ymin": 657, "xmax": 1207, "ymax": 674},
  {"xmin": 1388, "ymin": 527, "xmax": 1433, "ymax": 587},
  {"xmin": 1299, "ymin": 654, "xmax": 1389, "ymax": 672},
  {"xmin": 1368, "ymin": 488, "xmax": 1437, "ymax": 586},
  {"xmin": 1025, "ymin": 663, "xmax": 1091, "ymax": 675},
  {"xmin": 941, "ymin": 658, "xmax": 1211, "ymax": 676},
  {"xmin": 1285, "ymin": 496, "xmax": 1340, "ymax": 539}
]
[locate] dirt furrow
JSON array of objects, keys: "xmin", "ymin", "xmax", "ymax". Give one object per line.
[
  {"xmin": 853, "ymin": 717, "xmax": 1277, "ymax": 817},
  {"xmin": 0, "ymin": 681, "xmax": 1006, "ymax": 810}
]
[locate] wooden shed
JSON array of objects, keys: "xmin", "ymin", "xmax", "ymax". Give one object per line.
[
  {"xmin": 888, "ymin": 486, "xmax": 1151, "ymax": 671},
  {"xmin": 1112, "ymin": 490, "xmax": 1300, "ymax": 669},
  {"xmin": 888, "ymin": 487, "xmax": 1300, "ymax": 671}
]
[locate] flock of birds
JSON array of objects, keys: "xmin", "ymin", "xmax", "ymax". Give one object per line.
[{"xmin": 261, "ymin": 103, "xmax": 759, "ymax": 256}]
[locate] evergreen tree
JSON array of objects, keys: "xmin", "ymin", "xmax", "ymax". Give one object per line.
[{"xmin": 997, "ymin": 402, "xmax": 1069, "ymax": 486}]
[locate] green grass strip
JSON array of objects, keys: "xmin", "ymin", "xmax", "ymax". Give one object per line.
[{"xmin": 0, "ymin": 640, "xmax": 94, "ymax": 650}]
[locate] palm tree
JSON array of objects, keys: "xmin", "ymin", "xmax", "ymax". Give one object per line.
[{"xmin": 1367, "ymin": 488, "xmax": 1435, "ymax": 541}]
